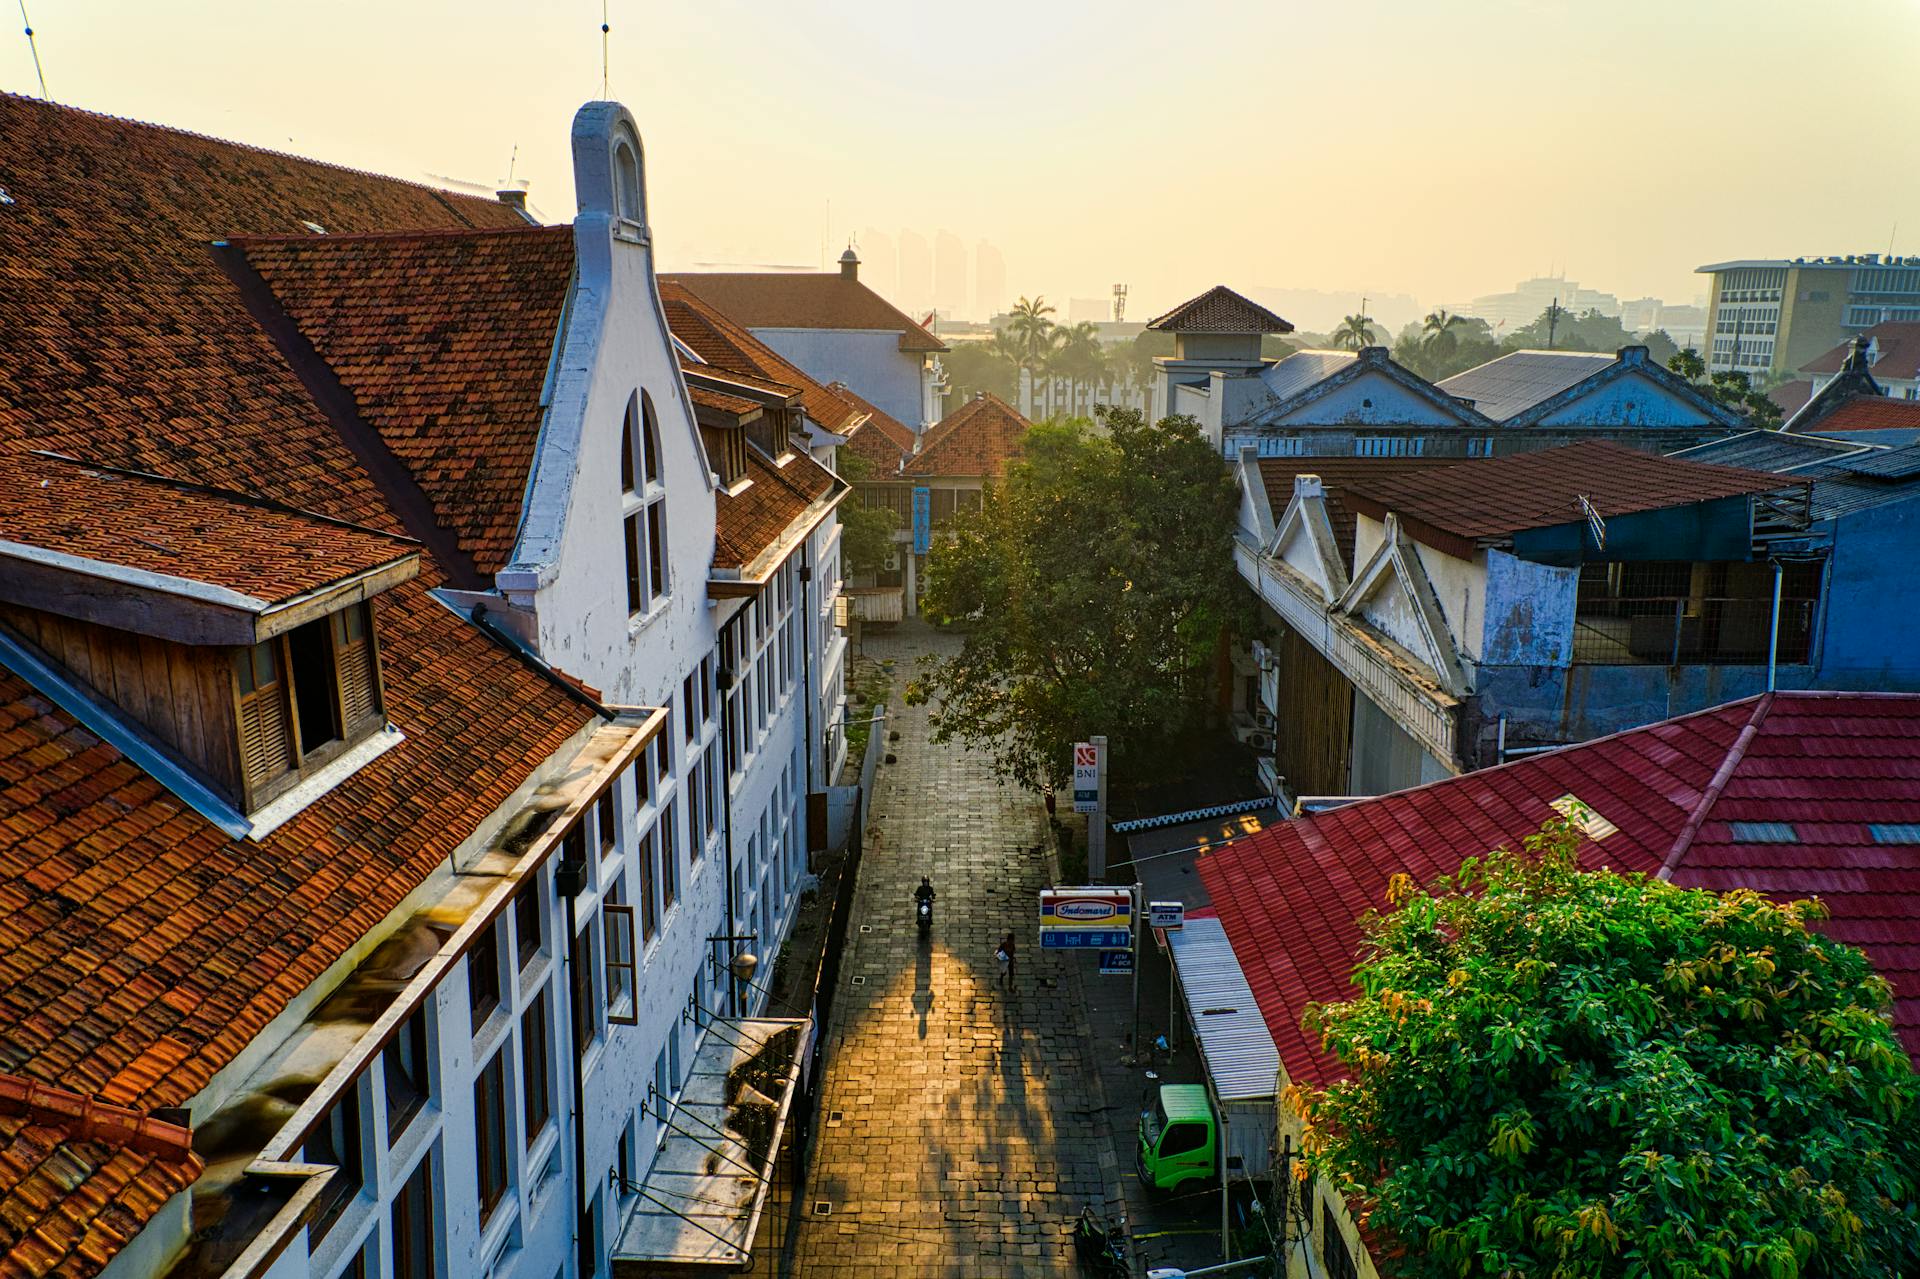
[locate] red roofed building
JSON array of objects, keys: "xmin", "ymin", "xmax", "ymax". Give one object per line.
[
  {"xmin": 1197, "ymin": 690, "xmax": 1920, "ymax": 1279},
  {"xmin": 1232, "ymin": 440, "xmax": 1823, "ymax": 800},
  {"xmin": 665, "ymin": 248, "xmax": 946, "ymax": 430},
  {"xmin": 0, "ymin": 92, "xmax": 835, "ymax": 1279},
  {"xmin": 1802, "ymin": 321, "xmax": 1920, "ymax": 400}
]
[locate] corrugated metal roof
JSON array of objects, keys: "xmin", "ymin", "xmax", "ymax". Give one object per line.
[
  {"xmin": 1259, "ymin": 350, "xmax": 1355, "ymax": 405},
  {"xmin": 1673, "ymin": 430, "xmax": 1871, "ymax": 473},
  {"xmin": 1839, "ymin": 445, "xmax": 1920, "ymax": 479},
  {"xmin": 1167, "ymin": 917, "xmax": 1282, "ymax": 1102},
  {"xmin": 1436, "ymin": 350, "xmax": 1614, "ymax": 421}
]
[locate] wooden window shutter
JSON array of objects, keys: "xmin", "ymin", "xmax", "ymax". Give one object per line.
[
  {"xmin": 331, "ymin": 606, "xmax": 380, "ymax": 731},
  {"xmin": 234, "ymin": 642, "xmax": 294, "ymax": 797}
]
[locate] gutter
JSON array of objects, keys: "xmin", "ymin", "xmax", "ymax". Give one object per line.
[{"xmin": 457, "ymin": 596, "xmax": 615, "ymax": 722}]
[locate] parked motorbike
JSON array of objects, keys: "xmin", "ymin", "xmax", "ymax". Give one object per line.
[{"xmin": 1072, "ymin": 1205, "xmax": 1128, "ymax": 1278}]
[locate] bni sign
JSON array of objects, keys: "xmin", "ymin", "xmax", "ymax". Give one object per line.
[
  {"xmin": 911, "ymin": 486, "xmax": 932, "ymax": 555},
  {"xmin": 1072, "ymin": 741, "xmax": 1100, "ymax": 814},
  {"xmin": 1040, "ymin": 888, "xmax": 1132, "ymax": 950}
]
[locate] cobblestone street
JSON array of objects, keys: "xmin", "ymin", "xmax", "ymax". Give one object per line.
[{"xmin": 783, "ymin": 622, "xmax": 1127, "ymax": 1277}]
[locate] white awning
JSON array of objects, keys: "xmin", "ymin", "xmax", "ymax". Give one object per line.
[
  {"xmin": 612, "ymin": 1016, "xmax": 810, "ymax": 1272},
  {"xmin": 1167, "ymin": 916, "xmax": 1281, "ymax": 1103}
]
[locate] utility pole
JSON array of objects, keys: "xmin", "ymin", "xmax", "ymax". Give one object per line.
[
  {"xmin": 1088, "ymin": 735, "xmax": 1108, "ymax": 880},
  {"xmin": 1547, "ymin": 295, "xmax": 1561, "ymax": 350}
]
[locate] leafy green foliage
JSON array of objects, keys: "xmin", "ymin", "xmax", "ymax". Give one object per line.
[
  {"xmin": 834, "ymin": 452, "xmax": 901, "ymax": 577},
  {"xmin": 1297, "ymin": 821, "xmax": 1920, "ymax": 1279},
  {"xmin": 1669, "ymin": 348, "xmax": 1785, "ymax": 429},
  {"xmin": 905, "ymin": 408, "xmax": 1249, "ymax": 792}
]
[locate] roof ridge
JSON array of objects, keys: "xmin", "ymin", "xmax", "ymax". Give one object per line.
[
  {"xmin": 1657, "ymin": 691, "xmax": 1775, "ymax": 880},
  {"xmin": 1, "ymin": 91, "xmax": 508, "ymax": 221},
  {"xmin": 225, "ymin": 223, "xmax": 565, "ymax": 248},
  {"xmin": 0, "ymin": 1072, "xmax": 196, "ymax": 1162}
]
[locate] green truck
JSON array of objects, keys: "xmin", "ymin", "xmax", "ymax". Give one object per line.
[{"xmin": 1136, "ymin": 1083, "xmax": 1219, "ymax": 1190}]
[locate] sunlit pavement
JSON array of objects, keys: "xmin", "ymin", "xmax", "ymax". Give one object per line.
[{"xmin": 779, "ymin": 621, "xmax": 1128, "ymax": 1278}]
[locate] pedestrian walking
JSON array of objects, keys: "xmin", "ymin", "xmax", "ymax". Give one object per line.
[{"xmin": 996, "ymin": 931, "xmax": 1017, "ymax": 991}]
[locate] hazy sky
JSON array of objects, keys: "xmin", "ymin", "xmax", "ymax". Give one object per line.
[{"xmin": 7, "ymin": 1, "xmax": 1920, "ymax": 320}]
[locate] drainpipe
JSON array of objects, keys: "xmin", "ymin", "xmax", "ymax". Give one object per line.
[
  {"xmin": 716, "ymin": 655, "xmax": 740, "ymax": 1016},
  {"xmin": 1766, "ymin": 560, "xmax": 1783, "ymax": 691},
  {"xmin": 556, "ymin": 856, "xmax": 591, "ymax": 1256}
]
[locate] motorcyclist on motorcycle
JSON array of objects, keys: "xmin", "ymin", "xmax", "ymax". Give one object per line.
[{"xmin": 914, "ymin": 877, "xmax": 935, "ymax": 934}]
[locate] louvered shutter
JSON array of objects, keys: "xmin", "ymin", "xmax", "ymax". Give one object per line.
[
  {"xmin": 238, "ymin": 679, "xmax": 293, "ymax": 793},
  {"xmin": 333, "ymin": 606, "xmax": 381, "ymax": 731}
]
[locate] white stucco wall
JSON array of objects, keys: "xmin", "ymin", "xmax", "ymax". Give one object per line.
[
  {"xmin": 1481, "ymin": 549, "xmax": 1578, "ymax": 667},
  {"xmin": 752, "ymin": 327, "xmax": 928, "ymax": 427},
  {"xmin": 1411, "ymin": 541, "xmax": 1485, "ymax": 666},
  {"xmin": 1531, "ymin": 371, "xmax": 1712, "ymax": 428},
  {"xmin": 1271, "ymin": 371, "xmax": 1461, "ymax": 427}
]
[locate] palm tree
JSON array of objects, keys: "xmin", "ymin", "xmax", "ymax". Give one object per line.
[
  {"xmin": 1332, "ymin": 312, "xmax": 1376, "ymax": 351},
  {"xmin": 1049, "ymin": 322, "xmax": 1106, "ymax": 411},
  {"xmin": 1007, "ymin": 296, "xmax": 1058, "ymax": 370},
  {"xmin": 1422, "ymin": 308, "xmax": 1467, "ymax": 363}
]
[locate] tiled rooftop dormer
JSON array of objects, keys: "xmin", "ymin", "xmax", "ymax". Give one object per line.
[{"xmin": 0, "ymin": 454, "xmax": 421, "ymax": 833}]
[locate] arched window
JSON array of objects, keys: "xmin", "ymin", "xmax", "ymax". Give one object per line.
[
  {"xmin": 613, "ymin": 138, "xmax": 642, "ymax": 224},
  {"xmin": 621, "ymin": 392, "xmax": 668, "ymax": 617}
]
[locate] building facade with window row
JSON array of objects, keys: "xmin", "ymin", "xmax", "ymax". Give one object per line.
[{"xmin": 0, "ymin": 92, "xmax": 843, "ymax": 1279}]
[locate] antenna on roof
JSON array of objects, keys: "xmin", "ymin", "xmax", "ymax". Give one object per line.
[
  {"xmin": 506, "ymin": 144, "xmax": 518, "ymax": 186},
  {"xmin": 1577, "ymin": 495, "xmax": 1606, "ymax": 550},
  {"xmin": 600, "ymin": 0, "xmax": 610, "ymax": 98},
  {"xmin": 17, "ymin": 0, "xmax": 49, "ymax": 100}
]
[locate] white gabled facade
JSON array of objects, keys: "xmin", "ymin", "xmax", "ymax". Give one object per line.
[{"xmin": 207, "ymin": 102, "xmax": 843, "ymax": 1279}]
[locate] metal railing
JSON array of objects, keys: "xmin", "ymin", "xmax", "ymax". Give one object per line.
[{"xmin": 1570, "ymin": 595, "xmax": 1815, "ymax": 666}]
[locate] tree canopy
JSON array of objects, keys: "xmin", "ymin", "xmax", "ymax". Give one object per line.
[
  {"xmin": 906, "ymin": 408, "xmax": 1249, "ymax": 792},
  {"xmin": 834, "ymin": 451, "xmax": 901, "ymax": 576},
  {"xmin": 1669, "ymin": 348, "xmax": 1785, "ymax": 429},
  {"xmin": 1296, "ymin": 821, "xmax": 1920, "ymax": 1279}
]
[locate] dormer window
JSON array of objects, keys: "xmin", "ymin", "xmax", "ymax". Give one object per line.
[
  {"xmin": 234, "ymin": 603, "xmax": 387, "ymax": 808},
  {"xmin": 621, "ymin": 392, "xmax": 669, "ymax": 617}
]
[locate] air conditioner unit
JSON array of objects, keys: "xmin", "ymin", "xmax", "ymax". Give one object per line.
[
  {"xmin": 1253, "ymin": 709, "xmax": 1275, "ymax": 731},
  {"xmin": 883, "ymin": 549, "xmax": 900, "ymax": 572},
  {"xmin": 1247, "ymin": 731, "xmax": 1275, "ymax": 754}
]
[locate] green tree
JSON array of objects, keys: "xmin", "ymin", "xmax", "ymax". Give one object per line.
[
  {"xmin": 1297, "ymin": 820, "xmax": 1920, "ymax": 1279},
  {"xmin": 941, "ymin": 338, "xmax": 1018, "ymax": 404},
  {"xmin": 833, "ymin": 451, "xmax": 901, "ymax": 577},
  {"xmin": 1006, "ymin": 295, "xmax": 1058, "ymax": 371},
  {"xmin": 1422, "ymin": 308, "xmax": 1468, "ymax": 364},
  {"xmin": 1049, "ymin": 320, "xmax": 1107, "ymax": 404},
  {"xmin": 1333, "ymin": 312, "xmax": 1378, "ymax": 351},
  {"xmin": 1668, "ymin": 349, "xmax": 1784, "ymax": 429},
  {"xmin": 907, "ymin": 408, "xmax": 1249, "ymax": 793}
]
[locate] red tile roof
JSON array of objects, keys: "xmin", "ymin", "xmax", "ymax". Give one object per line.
[
  {"xmin": 826, "ymin": 383, "xmax": 915, "ymax": 472},
  {"xmin": 687, "ymin": 385, "xmax": 764, "ymax": 419},
  {"xmin": 1342, "ymin": 441, "xmax": 1795, "ymax": 552},
  {"xmin": 1197, "ymin": 693, "xmax": 1920, "ymax": 1090},
  {"xmin": 1255, "ymin": 456, "xmax": 1462, "ymax": 569},
  {"xmin": 1146, "ymin": 285, "xmax": 1294, "ymax": 334},
  {"xmin": 659, "ymin": 283, "xmax": 865, "ymax": 433},
  {"xmin": 0, "ymin": 1076, "xmax": 202, "ymax": 1279},
  {"xmin": 713, "ymin": 451, "xmax": 844, "ymax": 576},
  {"xmin": 1801, "ymin": 322, "xmax": 1920, "ymax": 379},
  {"xmin": 0, "ymin": 92, "xmax": 526, "ymax": 529},
  {"xmin": 826, "ymin": 383, "xmax": 916, "ymax": 452},
  {"xmin": 1768, "ymin": 378, "xmax": 1815, "ymax": 417},
  {"xmin": 663, "ymin": 272, "xmax": 946, "ymax": 353},
  {"xmin": 0, "ymin": 96, "xmax": 600, "ymax": 1278},
  {"xmin": 0, "ymin": 453, "xmax": 418, "ymax": 606},
  {"xmin": 901, "ymin": 393, "xmax": 1030, "ymax": 479},
  {"xmin": 1800, "ymin": 396, "xmax": 1920, "ymax": 434},
  {"xmin": 235, "ymin": 225, "xmax": 575, "ymax": 574}
]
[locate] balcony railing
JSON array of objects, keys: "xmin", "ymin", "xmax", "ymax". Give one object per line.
[{"xmin": 1570, "ymin": 595, "xmax": 1815, "ymax": 666}]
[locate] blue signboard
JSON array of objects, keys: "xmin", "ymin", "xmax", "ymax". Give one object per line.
[
  {"xmin": 911, "ymin": 486, "xmax": 931, "ymax": 555},
  {"xmin": 1041, "ymin": 930, "xmax": 1132, "ymax": 950},
  {"xmin": 1098, "ymin": 949, "xmax": 1134, "ymax": 976}
]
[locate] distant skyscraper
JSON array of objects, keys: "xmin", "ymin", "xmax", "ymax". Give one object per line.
[
  {"xmin": 857, "ymin": 227, "xmax": 897, "ymax": 305},
  {"xmin": 933, "ymin": 230, "xmax": 968, "ymax": 319},
  {"xmin": 896, "ymin": 229, "xmax": 933, "ymax": 320},
  {"xmin": 975, "ymin": 239, "xmax": 1006, "ymax": 321}
]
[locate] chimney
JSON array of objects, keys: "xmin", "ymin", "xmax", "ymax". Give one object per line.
[
  {"xmin": 496, "ymin": 189, "xmax": 528, "ymax": 211},
  {"xmin": 839, "ymin": 246, "xmax": 859, "ymax": 282},
  {"xmin": 1294, "ymin": 474, "xmax": 1325, "ymax": 499}
]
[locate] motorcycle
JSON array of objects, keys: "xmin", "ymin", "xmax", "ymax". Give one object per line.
[
  {"xmin": 916, "ymin": 895, "xmax": 932, "ymax": 937},
  {"xmin": 1072, "ymin": 1205, "xmax": 1128, "ymax": 1278}
]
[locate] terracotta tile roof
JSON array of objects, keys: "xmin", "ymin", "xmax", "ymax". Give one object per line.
[
  {"xmin": 0, "ymin": 453, "xmax": 418, "ymax": 606},
  {"xmin": 1769, "ymin": 378, "xmax": 1815, "ymax": 417},
  {"xmin": 1255, "ymin": 456, "xmax": 1463, "ymax": 569},
  {"xmin": 659, "ymin": 283, "xmax": 863, "ymax": 433},
  {"xmin": 662, "ymin": 272, "xmax": 946, "ymax": 353},
  {"xmin": 1146, "ymin": 285, "xmax": 1293, "ymax": 334},
  {"xmin": 235, "ymin": 225, "xmax": 575, "ymax": 574},
  {"xmin": 0, "ymin": 1076, "xmax": 201, "ymax": 1279},
  {"xmin": 687, "ymin": 385, "xmax": 763, "ymax": 418},
  {"xmin": 1800, "ymin": 396, "xmax": 1920, "ymax": 434},
  {"xmin": 1801, "ymin": 322, "xmax": 1920, "ymax": 378},
  {"xmin": 1342, "ymin": 441, "xmax": 1794, "ymax": 548},
  {"xmin": 0, "ymin": 92, "xmax": 526, "ymax": 529},
  {"xmin": 825, "ymin": 383, "xmax": 915, "ymax": 452},
  {"xmin": 826, "ymin": 383, "xmax": 914, "ymax": 471},
  {"xmin": 713, "ymin": 451, "xmax": 844, "ymax": 576},
  {"xmin": 901, "ymin": 393, "xmax": 1030, "ymax": 479},
  {"xmin": 0, "ymin": 577, "xmax": 593, "ymax": 1111},
  {"xmin": 1197, "ymin": 692, "xmax": 1920, "ymax": 1089}
]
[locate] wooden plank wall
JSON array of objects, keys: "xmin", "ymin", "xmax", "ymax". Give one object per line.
[
  {"xmin": 1273, "ymin": 623, "xmax": 1353, "ymax": 798},
  {"xmin": 0, "ymin": 604, "xmax": 241, "ymax": 795}
]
